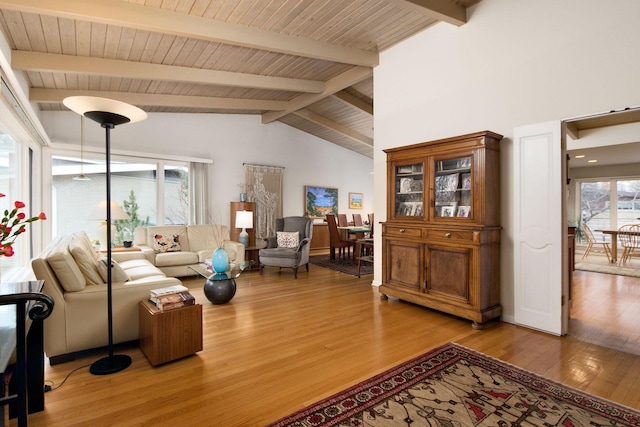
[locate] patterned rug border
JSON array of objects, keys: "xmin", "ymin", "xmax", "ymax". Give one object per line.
[
  {"xmin": 308, "ymin": 254, "xmax": 373, "ymax": 277},
  {"xmin": 267, "ymin": 342, "xmax": 640, "ymax": 426}
]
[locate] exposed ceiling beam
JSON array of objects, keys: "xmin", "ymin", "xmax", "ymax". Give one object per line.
[
  {"xmin": 12, "ymin": 51, "xmax": 324, "ymax": 93},
  {"xmin": 29, "ymin": 88, "xmax": 288, "ymax": 111},
  {"xmin": 334, "ymin": 90, "xmax": 373, "ymax": 115},
  {"xmin": 0, "ymin": 0, "xmax": 379, "ymax": 67},
  {"xmin": 262, "ymin": 66, "xmax": 372, "ymax": 124},
  {"xmin": 389, "ymin": 0, "xmax": 466, "ymax": 26},
  {"xmin": 294, "ymin": 109, "xmax": 373, "ymax": 147}
]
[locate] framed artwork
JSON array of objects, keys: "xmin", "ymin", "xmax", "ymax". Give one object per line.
[
  {"xmin": 349, "ymin": 192, "xmax": 363, "ymax": 209},
  {"xmin": 397, "ymin": 165, "xmax": 412, "ymax": 174},
  {"xmin": 457, "ymin": 205, "xmax": 471, "ymax": 217},
  {"xmin": 461, "ymin": 173, "xmax": 471, "ymax": 190},
  {"xmin": 413, "ymin": 202, "xmax": 423, "ymax": 216},
  {"xmin": 305, "ymin": 185, "xmax": 338, "ymax": 219},
  {"xmin": 400, "ymin": 178, "xmax": 413, "ymax": 193},
  {"xmin": 397, "ymin": 202, "xmax": 414, "ymax": 216},
  {"xmin": 441, "ymin": 205, "xmax": 456, "ymax": 217}
]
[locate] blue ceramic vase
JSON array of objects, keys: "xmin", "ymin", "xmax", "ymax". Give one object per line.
[{"xmin": 212, "ymin": 247, "xmax": 229, "ymax": 273}]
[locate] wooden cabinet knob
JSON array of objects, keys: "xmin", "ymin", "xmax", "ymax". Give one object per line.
[
  {"xmin": 399, "ymin": 229, "xmax": 405, "ymax": 233},
  {"xmin": 445, "ymin": 232, "xmax": 452, "ymax": 238}
]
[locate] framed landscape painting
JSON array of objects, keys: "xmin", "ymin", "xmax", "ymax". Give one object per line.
[
  {"xmin": 348, "ymin": 192, "xmax": 363, "ymax": 209},
  {"xmin": 305, "ymin": 185, "xmax": 338, "ymax": 219}
]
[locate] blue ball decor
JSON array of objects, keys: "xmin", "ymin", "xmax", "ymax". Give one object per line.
[{"xmin": 212, "ymin": 247, "xmax": 229, "ymax": 273}]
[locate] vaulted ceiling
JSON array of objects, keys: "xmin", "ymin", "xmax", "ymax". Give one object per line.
[{"xmin": 0, "ymin": 0, "xmax": 481, "ymax": 158}]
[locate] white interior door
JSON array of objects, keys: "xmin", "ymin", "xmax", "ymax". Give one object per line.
[{"xmin": 513, "ymin": 121, "xmax": 566, "ymax": 335}]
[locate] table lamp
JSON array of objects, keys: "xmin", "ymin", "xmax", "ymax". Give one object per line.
[
  {"xmin": 235, "ymin": 210, "xmax": 253, "ymax": 247},
  {"xmin": 89, "ymin": 200, "xmax": 129, "ymax": 250}
]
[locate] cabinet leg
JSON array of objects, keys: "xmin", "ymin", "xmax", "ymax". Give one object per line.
[{"xmin": 380, "ymin": 294, "xmax": 388, "ymax": 300}]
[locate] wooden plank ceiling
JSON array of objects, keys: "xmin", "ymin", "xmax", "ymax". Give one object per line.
[{"xmin": 0, "ymin": 0, "xmax": 480, "ymax": 158}]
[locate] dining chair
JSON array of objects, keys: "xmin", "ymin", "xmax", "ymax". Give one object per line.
[
  {"xmin": 326, "ymin": 214, "xmax": 355, "ymax": 261},
  {"xmin": 352, "ymin": 213, "xmax": 363, "ymax": 226},
  {"xmin": 617, "ymin": 224, "xmax": 640, "ymax": 265},
  {"xmin": 368, "ymin": 213, "xmax": 374, "ymax": 238},
  {"xmin": 337, "ymin": 214, "xmax": 348, "ymax": 227},
  {"xmin": 581, "ymin": 223, "xmax": 612, "ymax": 263},
  {"xmin": 355, "ymin": 238, "xmax": 374, "ymax": 278}
]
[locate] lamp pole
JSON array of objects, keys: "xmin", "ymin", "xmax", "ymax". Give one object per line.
[{"xmin": 63, "ymin": 96, "xmax": 146, "ymax": 376}]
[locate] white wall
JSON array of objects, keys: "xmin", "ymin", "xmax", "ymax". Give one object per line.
[
  {"xmin": 374, "ymin": 0, "xmax": 640, "ymax": 321},
  {"xmin": 41, "ymin": 111, "xmax": 374, "ymax": 228}
]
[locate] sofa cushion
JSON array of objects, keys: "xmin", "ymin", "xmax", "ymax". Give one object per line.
[
  {"xmin": 187, "ymin": 224, "xmax": 230, "ymax": 252},
  {"xmin": 277, "ymin": 231, "xmax": 299, "ymax": 248},
  {"xmin": 69, "ymin": 234, "xmax": 102, "ymax": 285},
  {"xmin": 155, "ymin": 251, "xmax": 199, "ymax": 267},
  {"xmin": 96, "ymin": 257, "xmax": 130, "ymax": 283},
  {"xmin": 146, "ymin": 226, "xmax": 189, "ymax": 251},
  {"xmin": 48, "ymin": 244, "xmax": 86, "ymax": 292},
  {"xmin": 152, "ymin": 233, "xmax": 181, "ymax": 253},
  {"xmin": 118, "ymin": 259, "xmax": 166, "ymax": 281}
]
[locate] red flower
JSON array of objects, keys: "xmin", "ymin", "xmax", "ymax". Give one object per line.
[{"xmin": 0, "ymin": 195, "xmax": 46, "ymax": 255}]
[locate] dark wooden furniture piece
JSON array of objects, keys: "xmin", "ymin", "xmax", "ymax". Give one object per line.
[
  {"xmin": 326, "ymin": 214, "xmax": 355, "ymax": 261},
  {"xmin": 230, "ymin": 201, "xmax": 256, "ymax": 246},
  {"xmin": 310, "ymin": 223, "xmax": 330, "ymax": 252},
  {"xmin": 139, "ymin": 300, "xmax": 203, "ymax": 366},
  {"xmin": 243, "ymin": 245, "xmax": 261, "ymax": 270},
  {"xmin": 381, "ymin": 131, "xmax": 503, "ymax": 329},
  {"xmin": 0, "ymin": 281, "xmax": 53, "ymax": 427}
]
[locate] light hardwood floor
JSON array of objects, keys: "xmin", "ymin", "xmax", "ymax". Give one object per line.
[{"xmin": 21, "ymin": 261, "xmax": 640, "ymax": 426}]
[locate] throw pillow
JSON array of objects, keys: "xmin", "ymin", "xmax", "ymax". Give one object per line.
[
  {"xmin": 152, "ymin": 234, "xmax": 181, "ymax": 253},
  {"xmin": 96, "ymin": 257, "xmax": 130, "ymax": 283},
  {"xmin": 277, "ymin": 231, "xmax": 299, "ymax": 248}
]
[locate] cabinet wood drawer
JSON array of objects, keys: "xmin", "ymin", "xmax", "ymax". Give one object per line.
[
  {"xmin": 384, "ymin": 226, "xmax": 422, "ymax": 238},
  {"xmin": 425, "ymin": 229, "xmax": 475, "ymax": 242}
]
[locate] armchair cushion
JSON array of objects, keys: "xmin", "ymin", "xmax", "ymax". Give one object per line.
[{"xmin": 277, "ymin": 231, "xmax": 299, "ymax": 248}]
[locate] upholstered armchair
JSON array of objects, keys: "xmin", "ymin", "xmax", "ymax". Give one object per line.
[{"xmin": 259, "ymin": 216, "xmax": 314, "ymax": 279}]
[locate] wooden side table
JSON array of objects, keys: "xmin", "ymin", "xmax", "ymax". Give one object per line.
[
  {"xmin": 138, "ymin": 300, "xmax": 203, "ymax": 366},
  {"xmin": 244, "ymin": 245, "xmax": 261, "ymax": 270}
]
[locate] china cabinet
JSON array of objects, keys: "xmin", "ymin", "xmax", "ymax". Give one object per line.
[{"xmin": 380, "ymin": 131, "xmax": 503, "ymax": 328}]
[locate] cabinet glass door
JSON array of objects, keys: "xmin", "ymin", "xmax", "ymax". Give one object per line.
[
  {"xmin": 394, "ymin": 163, "xmax": 424, "ymax": 218},
  {"xmin": 434, "ymin": 156, "xmax": 472, "ymax": 219}
]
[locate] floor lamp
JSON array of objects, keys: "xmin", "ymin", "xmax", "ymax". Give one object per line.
[{"xmin": 63, "ymin": 96, "xmax": 147, "ymax": 375}]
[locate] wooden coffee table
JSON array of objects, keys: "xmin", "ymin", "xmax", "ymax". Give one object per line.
[{"xmin": 138, "ymin": 299, "xmax": 203, "ymax": 366}]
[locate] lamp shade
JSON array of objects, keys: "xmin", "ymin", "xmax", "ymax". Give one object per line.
[
  {"xmin": 235, "ymin": 210, "xmax": 253, "ymax": 229},
  {"xmin": 63, "ymin": 96, "xmax": 147, "ymax": 125},
  {"xmin": 89, "ymin": 200, "xmax": 129, "ymax": 221}
]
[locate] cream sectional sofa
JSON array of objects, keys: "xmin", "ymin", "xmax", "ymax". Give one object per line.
[
  {"xmin": 131, "ymin": 225, "xmax": 245, "ymax": 277},
  {"xmin": 31, "ymin": 232, "xmax": 182, "ymax": 364}
]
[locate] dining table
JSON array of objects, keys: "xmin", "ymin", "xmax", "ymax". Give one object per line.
[
  {"xmin": 337, "ymin": 226, "xmax": 370, "ymax": 241},
  {"xmin": 595, "ymin": 228, "xmax": 640, "ymax": 262}
]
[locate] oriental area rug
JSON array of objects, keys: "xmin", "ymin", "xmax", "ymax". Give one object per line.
[
  {"xmin": 267, "ymin": 342, "xmax": 640, "ymax": 427},
  {"xmin": 309, "ymin": 255, "xmax": 373, "ymax": 277}
]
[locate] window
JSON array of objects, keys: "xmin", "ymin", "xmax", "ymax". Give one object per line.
[
  {"xmin": 579, "ymin": 178, "xmax": 640, "ymax": 242},
  {"xmin": 0, "ymin": 131, "xmax": 19, "ymax": 275},
  {"xmin": 52, "ymin": 152, "xmax": 189, "ymax": 245}
]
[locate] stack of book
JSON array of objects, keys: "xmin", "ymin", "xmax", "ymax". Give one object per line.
[{"xmin": 149, "ymin": 284, "xmax": 195, "ymax": 311}]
